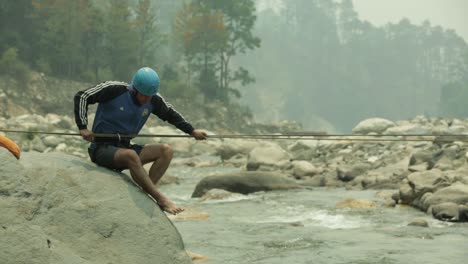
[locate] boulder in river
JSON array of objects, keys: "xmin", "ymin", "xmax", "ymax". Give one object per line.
[
  {"xmin": 0, "ymin": 149, "xmax": 192, "ymax": 264},
  {"xmin": 192, "ymin": 171, "xmax": 300, "ymax": 197}
]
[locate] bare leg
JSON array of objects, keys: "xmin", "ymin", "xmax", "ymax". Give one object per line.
[
  {"xmin": 139, "ymin": 144, "xmax": 173, "ymax": 185},
  {"xmin": 114, "ymin": 147, "xmax": 183, "ymax": 215},
  {"xmin": 140, "ymin": 144, "xmax": 180, "ymax": 212},
  {"xmin": 138, "ymin": 144, "xmax": 182, "ymax": 214}
]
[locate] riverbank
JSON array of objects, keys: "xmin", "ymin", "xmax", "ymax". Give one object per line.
[{"xmin": 1, "ymin": 114, "xmax": 468, "ymax": 223}]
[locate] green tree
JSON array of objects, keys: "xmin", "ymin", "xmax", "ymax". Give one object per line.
[
  {"xmin": 0, "ymin": 47, "xmax": 30, "ymax": 81},
  {"xmin": 33, "ymin": 0, "xmax": 91, "ymax": 78},
  {"xmin": 174, "ymin": 2, "xmax": 227, "ymax": 100},
  {"xmin": 82, "ymin": 3, "xmax": 106, "ymax": 82},
  {"xmin": 105, "ymin": 0, "xmax": 138, "ymax": 80},
  {"xmin": 134, "ymin": 0, "xmax": 160, "ymax": 66},
  {"xmin": 201, "ymin": 0, "xmax": 260, "ymax": 98},
  {"xmin": 0, "ymin": 1, "xmax": 37, "ymax": 62},
  {"xmin": 174, "ymin": 0, "xmax": 259, "ymax": 102}
]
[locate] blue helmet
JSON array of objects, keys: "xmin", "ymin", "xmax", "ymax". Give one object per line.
[{"xmin": 131, "ymin": 67, "xmax": 160, "ymax": 96}]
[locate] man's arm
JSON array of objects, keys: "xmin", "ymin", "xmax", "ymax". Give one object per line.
[
  {"xmin": 150, "ymin": 94, "xmax": 195, "ymax": 134},
  {"xmin": 74, "ymin": 81, "xmax": 128, "ymax": 140},
  {"xmin": 151, "ymin": 95, "xmax": 208, "ymax": 140}
]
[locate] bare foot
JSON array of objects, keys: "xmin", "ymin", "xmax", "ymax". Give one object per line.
[{"xmin": 158, "ymin": 198, "xmax": 185, "ymax": 215}]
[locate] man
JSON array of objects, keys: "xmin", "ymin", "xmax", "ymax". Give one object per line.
[{"xmin": 74, "ymin": 67, "xmax": 207, "ymax": 215}]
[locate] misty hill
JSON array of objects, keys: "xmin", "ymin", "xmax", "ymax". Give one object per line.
[
  {"xmin": 238, "ymin": 0, "xmax": 468, "ymax": 131},
  {"xmin": 0, "ymin": 73, "xmax": 84, "ymax": 118}
]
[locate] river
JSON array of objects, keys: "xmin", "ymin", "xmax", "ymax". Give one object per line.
[{"xmin": 161, "ymin": 158, "xmax": 468, "ymax": 264}]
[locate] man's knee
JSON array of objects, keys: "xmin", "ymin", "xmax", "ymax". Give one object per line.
[
  {"xmin": 118, "ymin": 149, "xmax": 141, "ymax": 166},
  {"xmin": 161, "ymin": 144, "xmax": 173, "ymax": 159}
]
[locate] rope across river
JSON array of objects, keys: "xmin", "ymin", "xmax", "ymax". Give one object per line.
[{"xmin": 2, "ymin": 128, "xmax": 468, "ymax": 142}]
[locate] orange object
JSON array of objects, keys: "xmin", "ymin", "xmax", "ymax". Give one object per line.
[{"xmin": 0, "ymin": 135, "xmax": 21, "ymax": 159}]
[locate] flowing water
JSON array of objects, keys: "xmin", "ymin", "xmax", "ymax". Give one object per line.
[{"xmin": 162, "ymin": 159, "xmax": 468, "ymax": 264}]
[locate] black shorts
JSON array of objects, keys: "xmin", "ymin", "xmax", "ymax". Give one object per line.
[{"xmin": 88, "ymin": 142, "xmax": 144, "ymax": 171}]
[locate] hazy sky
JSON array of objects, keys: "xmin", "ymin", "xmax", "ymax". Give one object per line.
[
  {"xmin": 257, "ymin": 0, "xmax": 468, "ymax": 42},
  {"xmin": 353, "ymin": 0, "xmax": 468, "ymax": 42}
]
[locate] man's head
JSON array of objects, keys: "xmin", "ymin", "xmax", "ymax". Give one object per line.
[
  {"xmin": 131, "ymin": 67, "xmax": 160, "ymax": 105},
  {"xmin": 131, "ymin": 67, "xmax": 160, "ymax": 96}
]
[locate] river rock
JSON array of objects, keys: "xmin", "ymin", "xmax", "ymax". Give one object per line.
[
  {"xmin": 407, "ymin": 169, "xmax": 446, "ymax": 196},
  {"xmin": 291, "ymin": 160, "xmax": 321, "ymax": 179},
  {"xmin": 31, "ymin": 137, "xmax": 47, "ymax": 152},
  {"xmin": 422, "ymin": 182, "xmax": 468, "ymax": 209},
  {"xmin": 200, "ymin": 188, "xmax": 239, "ymax": 201},
  {"xmin": 430, "ymin": 202, "xmax": 468, "ymax": 222},
  {"xmin": 191, "ymin": 171, "xmax": 300, "ymax": 197},
  {"xmin": 45, "ymin": 113, "xmax": 73, "ymax": 129},
  {"xmin": 384, "ymin": 123, "xmax": 427, "ymax": 135},
  {"xmin": 337, "ymin": 163, "xmax": 372, "ymax": 182},
  {"xmin": 408, "ymin": 149, "xmax": 434, "ymax": 169},
  {"xmin": 352, "ymin": 118, "xmax": 395, "ymax": 134},
  {"xmin": 215, "ymin": 139, "xmax": 267, "ymax": 160},
  {"xmin": 407, "ymin": 218, "xmax": 429, "ymax": 227},
  {"xmin": 336, "ymin": 198, "xmax": 377, "ymax": 209},
  {"xmin": 42, "ymin": 135, "xmax": 64, "ymax": 148},
  {"xmin": 246, "ymin": 144, "xmax": 290, "ymax": 171},
  {"xmin": 0, "ymin": 150, "xmax": 192, "ymax": 264}
]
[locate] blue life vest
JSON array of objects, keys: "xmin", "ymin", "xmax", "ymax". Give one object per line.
[{"xmin": 92, "ymin": 89, "xmax": 152, "ymax": 137}]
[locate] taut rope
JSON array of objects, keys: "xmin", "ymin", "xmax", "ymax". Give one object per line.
[{"xmin": 1, "ymin": 128, "xmax": 468, "ymax": 142}]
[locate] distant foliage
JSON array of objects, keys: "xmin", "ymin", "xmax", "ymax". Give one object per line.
[
  {"xmin": 0, "ymin": 0, "xmax": 164, "ymax": 82},
  {"xmin": 242, "ymin": 0, "xmax": 468, "ymax": 131},
  {"xmin": 0, "ymin": 48, "xmax": 30, "ymax": 82},
  {"xmin": 439, "ymin": 81, "xmax": 468, "ymax": 118},
  {"xmin": 0, "ymin": 0, "xmax": 257, "ymax": 113}
]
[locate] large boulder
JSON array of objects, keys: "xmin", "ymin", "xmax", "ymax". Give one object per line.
[
  {"xmin": 398, "ymin": 169, "xmax": 445, "ymax": 205},
  {"xmin": 384, "ymin": 123, "xmax": 430, "ymax": 135},
  {"xmin": 337, "ymin": 163, "xmax": 372, "ymax": 182},
  {"xmin": 215, "ymin": 139, "xmax": 268, "ymax": 161},
  {"xmin": 191, "ymin": 171, "xmax": 300, "ymax": 197},
  {"xmin": 291, "ymin": 160, "xmax": 321, "ymax": 179},
  {"xmin": 352, "ymin": 118, "xmax": 395, "ymax": 134},
  {"xmin": 0, "ymin": 150, "xmax": 192, "ymax": 264},
  {"xmin": 408, "ymin": 149, "xmax": 435, "ymax": 169},
  {"xmin": 430, "ymin": 202, "xmax": 468, "ymax": 222},
  {"xmin": 407, "ymin": 169, "xmax": 449, "ymax": 196},
  {"xmin": 246, "ymin": 144, "xmax": 290, "ymax": 171},
  {"xmin": 422, "ymin": 182, "xmax": 468, "ymax": 210}
]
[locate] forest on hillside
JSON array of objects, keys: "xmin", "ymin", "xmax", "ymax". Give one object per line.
[
  {"xmin": 0, "ymin": 0, "xmax": 467, "ymax": 131},
  {"xmin": 243, "ymin": 0, "xmax": 468, "ymax": 130}
]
